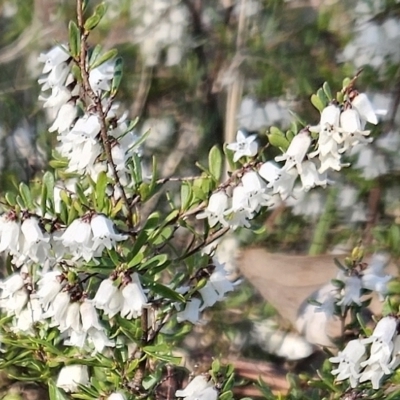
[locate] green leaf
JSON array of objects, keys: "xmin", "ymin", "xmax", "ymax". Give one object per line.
[
  {"xmin": 323, "ymin": 81, "xmax": 332, "ymax": 100},
  {"xmin": 40, "ymin": 180, "xmax": 47, "ymax": 217},
  {"xmin": 142, "ymin": 277, "xmax": 184, "ymax": 302},
  {"xmin": 111, "ymin": 57, "xmax": 123, "ymax": 96},
  {"xmin": 89, "ymin": 44, "xmax": 102, "ymax": 66},
  {"xmin": 139, "ymin": 254, "xmax": 169, "ymax": 271},
  {"xmin": 91, "ymin": 49, "xmax": 118, "ymax": 70},
  {"xmin": 48, "ymin": 379, "xmax": 69, "ymax": 400},
  {"xmin": 317, "ymin": 88, "xmax": 328, "ymax": 108},
  {"xmin": 43, "ymin": 171, "xmax": 55, "ymax": 213},
  {"xmin": 84, "ymin": 3, "xmax": 107, "ymax": 31},
  {"xmin": 5, "ymin": 191, "xmax": 17, "ymax": 207},
  {"xmin": 342, "ymin": 77, "xmax": 351, "ymax": 89},
  {"xmin": 211, "ymin": 358, "xmax": 220, "ymax": 374},
  {"xmin": 19, "ymin": 182, "xmax": 34, "ymax": 209},
  {"xmin": 208, "ymin": 145, "xmax": 222, "ymax": 181},
  {"xmin": 68, "ymin": 21, "xmax": 81, "ymax": 58},
  {"xmin": 127, "ymin": 249, "xmax": 145, "ymax": 268},
  {"xmin": 180, "ymin": 182, "xmax": 192, "ymax": 211},
  {"xmin": 96, "ymin": 171, "xmax": 108, "ymax": 211},
  {"xmin": 310, "ymin": 93, "xmax": 324, "ymax": 112},
  {"xmin": 267, "ymin": 132, "xmax": 289, "ymax": 151}
]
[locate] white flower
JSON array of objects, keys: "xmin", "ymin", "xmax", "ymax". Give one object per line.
[
  {"xmin": 61, "ymin": 302, "xmax": 82, "ymax": 333},
  {"xmin": 177, "ymin": 298, "xmax": 202, "ymax": 324},
  {"xmin": 40, "ymin": 87, "xmax": 72, "ymax": 109},
  {"xmin": 0, "ymin": 214, "xmax": 21, "ymax": 253},
  {"xmin": 299, "ymin": 160, "xmax": 327, "ymax": 191},
  {"xmin": 108, "ymin": 392, "xmax": 126, "ymax": 400},
  {"xmin": 49, "ymin": 102, "xmax": 77, "ymax": 133},
  {"xmin": 339, "ymin": 109, "xmax": 372, "ymax": 152},
  {"xmin": 93, "ymin": 278, "xmax": 123, "ymax": 318},
  {"xmin": 0, "ymin": 273, "xmax": 25, "ymax": 298},
  {"xmin": 241, "ymin": 171, "xmax": 271, "ymax": 212},
  {"xmin": 56, "ymin": 365, "xmax": 89, "ymax": 393},
  {"xmin": 275, "ymin": 130, "xmax": 311, "ymax": 173},
  {"xmin": 336, "ymin": 275, "xmax": 362, "ymax": 308},
  {"xmin": 39, "ymin": 45, "xmax": 70, "ymax": 74},
  {"xmin": 175, "ymin": 375, "xmax": 217, "ymax": 400},
  {"xmin": 80, "ymin": 299, "xmax": 103, "ymax": 332},
  {"xmin": 12, "ymin": 298, "xmax": 43, "ymax": 333},
  {"xmin": 120, "ymin": 273, "xmax": 148, "ymax": 319},
  {"xmin": 351, "ymin": 92, "xmax": 378, "ymax": 125},
  {"xmin": 359, "ymin": 363, "xmax": 390, "ymax": 389},
  {"xmin": 60, "ymin": 218, "xmax": 94, "ymax": 261},
  {"xmin": 86, "ymin": 327, "xmax": 115, "ymax": 353},
  {"xmin": 44, "ymin": 291, "xmax": 71, "ymax": 328},
  {"xmin": 39, "ymin": 62, "xmax": 70, "ymax": 90},
  {"xmin": 224, "ymin": 186, "xmax": 254, "ymax": 230},
  {"xmin": 20, "ymin": 217, "xmax": 51, "ymax": 263},
  {"xmin": 320, "ymin": 104, "xmax": 341, "ymax": 128},
  {"xmin": 196, "ymin": 192, "xmax": 229, "ymax": 228},
  {"xmin": 0, "ymin": 288, "xmax": 29, "ymax": 316},
  {"xmin": 259, "ymin": 161, "xmax": 298, "ymax": 200},
  {"xmin": 226, "ymin": 130, "xmax": 258, "ymax": 162},
  {"xmin": 329, "ymin": 339, "xmax": 366, "ymax": 388},
  {"xmin": 362, "ymin": 316, "xmax": 398, "ymax": 348},
  {"xmin": 90, "ymin": 214, "xmax": 128, "ymax": 253},
  {"xmin": 89, "ymin": 61, "xmax": 115, "ymax": 93},
  {"xmin": 37, "ymin": 270, "xmax": 64, "ymax": 311}
]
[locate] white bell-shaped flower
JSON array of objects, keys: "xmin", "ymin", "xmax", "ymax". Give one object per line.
[
  {"xmin": 120, "ymin": 273, "xmax": 148, "ymax": 319},
  {"xmin": 56, "ymin": 364, "xmax": 89, "ymax": 393},
  {"xmin": 90, "ymin": 214, "xmax": 128, "ymax": 252},
  {"xmin": 46, "ymin": 291, "xmax": 71, "ymax": 327},
  {"xmin": 12, "ymin": 298, "xmax": 43, "ymax": 333},
  {"xmin": 89, "ymin": 61, "xmax": 115, "ymax": 93},
  {"xmin": 351, "ymin": 92, "xmax": 378, "ymax": 125},
  {"xmin": 299, "ymin": 160, "xmax": 327, "ymax": 191},
  {"xmin": 49, "ymin": 102, "xmax": 77, "ymax": 134},
  {"xmin": 224, "ymin": 186, "xmax": 254, "ymax": 230},
  {"xmin": 37, "ymin": 270, "xmax": 64, "ymax": 311},
  {"xmin": 0, "ymin": 288, "xmax": 29, "ymax": 316},
  {"xmin": 177, "ymin": 298, "xmax": 202, "ymax": 324},
  {"xmin": 87, "ymin": 327, "xmax": 115, "ymax": 353},
  {"xmin": 80, "ymin": 299, "xmax": 103, "ymax": 331},
  {"xmin": 226, "ymin": 130, "xmax": 258, "ymax": 162},
  {"xmin": 61, "ymin": 302, "xmax": 82, "ymax": 333},
  {"xmin": 359, "ymin": 363, "xmax": 390, "ymax": 390},
  {"xmin": 0, "ymin": 272, "xmax": 25, "ymax": 298},
  {"xmin": 259, "ymin": 161, "xmax": 298, "ymax": 200},
  {"xmin": 199, "ymin": 283, "xmax": 220, "ymax": 311},
  {"xmin": 362, "ymin": 316, "xmax": 398, "ymax": 347},
  {"xmin": 340, "ymin": 109, "xmax": 368, "ymax": 134},
  {"xmin": 0, "ymin": 216, "xmax": 21, "ymax": 253},
  {"xmin": 93, "ymin": 278, "xmax": 123, "ymax": 318},
  {"xmin": 275, "ymin": 131, "xmax": 311, "ymax": 173},
  {"xmin": 336, "ymin": 275, "xmax": 362, "ymax": 308},
  {"xmin": 241, "ymin": 171, "xmax": 270, "ymax": 212},
  {"xmin": 39, "ymin": 45, "xmax": 70, "ymax": 74},
  {"xmin": 320, "ymin": 104, "xmax": 341, "ymax": 127},
  {"xmin": 196, "ymin": 191, "xmax": 229, "ymax": 228},
  {"xmin": 329, "ymin": 339, "xmax": 366, "ymax": 388}
]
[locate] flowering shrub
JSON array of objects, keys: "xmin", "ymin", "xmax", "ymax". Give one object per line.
[{"xmin": 0, "ymin": 1, "xmax": 400, "ymax": 400}]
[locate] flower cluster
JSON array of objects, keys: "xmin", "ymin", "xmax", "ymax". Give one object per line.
[
  {"xmin": 309, "ymin": 93, "xmax": 378, "ymax": 173},
  {"xmin": 38, "ymin": 45, "xmax": 139, "ymax": 185},
  {"xmin": 330, "ymin": 316, "xmax": 400, "ymax": 389}
]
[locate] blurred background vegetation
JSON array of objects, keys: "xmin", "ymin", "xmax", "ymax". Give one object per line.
[{"xmin": 1, "ymin": 0, "xmax": 400, "ymax": 397}]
